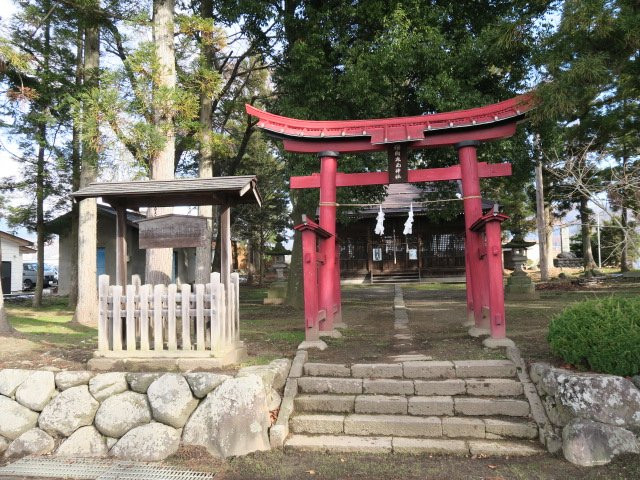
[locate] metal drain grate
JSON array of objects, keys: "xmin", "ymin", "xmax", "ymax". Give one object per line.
[{"xmin": 0, "ymin": 457, "xmax": 214, "ymax": 480}]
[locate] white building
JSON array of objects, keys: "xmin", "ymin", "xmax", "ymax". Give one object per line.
[{"xmin": 0, "ymin": 231, "xmax": 36, "ymax": 293}]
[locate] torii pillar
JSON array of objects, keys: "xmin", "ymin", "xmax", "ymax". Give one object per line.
[
  {"xmin": 457, "ymin": 141, "xmax": 490, "ymax": 336},
  {"xmin": 317, "ymin": 151, "xmax": 343, "ymax": 334}
]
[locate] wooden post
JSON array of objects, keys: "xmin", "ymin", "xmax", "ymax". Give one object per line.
[
  {"xmin": 139, "ymin": 285, "xmax": 150, "ymax": 351},
  {"xmin": 181, "ymin": 283, "xmax": 191, "ymax": 351},
  {"xmin": 318, "ymin": 151, "xmax": 339, "ymax": 331},
  {"xmin": 167, "ymin": 283, "xmax": 177, "ymax": 350},
  {"xmin": 111, "ymin": 285, "xmax": 122, "ymax": 351},
  {"xmin": 98, "ymin": 275, "xmax": 110, "ymax": 351},
  {"xmin": 115, "ymin": 204, "xmax": 128, "ymax": 287},
  {"xmin": 334, "ymin": 246, "xmax": 342, "ymax": 325},
  {"xmin": 220, "ymin": 204, "xmax": 232, "ymax": 298},
  {"xmin": 457, "ymin": 141, "xmax": 489, "ymax": 333},
  {"xmin": 485, "ymin": 220, "xmax": 506, "ymax": 339},
  {"xmin": 125, "ymin": 284, "xmax": 136, "ymax": 351},
  {"xmin": 301, "ymin": 229, "xmax": 320, "ymax": 341},
  {"xmin": 153, "ymin": 284, "xmax": 164, "ymax": 351},
  {"xmin": 210, "ymin": 273, "xmax": 220, "ymax": 352}
]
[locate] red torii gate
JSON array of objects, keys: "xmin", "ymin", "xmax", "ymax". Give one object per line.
[{"xmin": 247, "ymin": 94, "xmax": 535, "ymax": 349}]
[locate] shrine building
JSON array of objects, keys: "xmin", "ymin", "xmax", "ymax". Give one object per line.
[{"xmin": 337, "ymin": 183, "xmax": 496, "ymax": 283}]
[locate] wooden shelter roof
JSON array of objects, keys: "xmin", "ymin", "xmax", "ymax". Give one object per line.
[{"xmin": 71, "ymin": 176, "xmax": 262, "ymax": 208}]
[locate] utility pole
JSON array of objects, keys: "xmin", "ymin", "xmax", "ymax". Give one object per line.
[{"xmin": 535, "ymin": 160, "xmax": 549, "ymax": 281}]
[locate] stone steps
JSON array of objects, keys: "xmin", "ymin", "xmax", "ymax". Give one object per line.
[
  {"xmin": 297, "ymin": 376, "xmax": 524, "ymax": 396},
  {"xmin": 294, "ymin": 394, "xmax": 530, "ymax": 417},
  {"xmin": 290, "ymin": 413, "xmax": 538, "ymax": 439},
  {"xmin": 286, "ymin": 360, "xmax": 541, "ymax": 456},
  {"xmin": 303, "ymin": 360, "xmax": 517, "ymax": 380},
  {"xmin": 284, "ymin": 434, "xmax": 544, "ymax": 456}
]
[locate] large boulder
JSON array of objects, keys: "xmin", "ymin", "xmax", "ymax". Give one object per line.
[
  {"xmin": 0, "ymin": 436, "xmax": 7, "ymax": 455},
  {"xmin": 562, "ymin": 418, "xmax": 639, "ymax": 467},
  {"xmin": 184, "ymin": 372, "xmax": 230, "ymax": 399},
  {"xmin": 89, "ymin": 372, "xmax": 128, "ymax": 401},
  {"xmin": 94, "ymin": 391, "xmax": 152, "ymax": 438},
  {"xmin": 15, "ymin": 371, "xmax": 56, "ymax": 412},
  {"xmin": 182, "ymin": 375, "xmax": 270, "ymax": 458},
  {"xmin": 236, "ymin": 358, "xmax": 291, "ymax": 392},
  {"xmin": 541, "ymin": 368, "xmax": 640, "ymax": 428},
  {"xmin": 56, "ymin": 426, "xmax": 108, "ymax": 457},
  {"xmin": 4, "ymin": 428, "xmax": 55, "ymax": 459},
  {"xmin": 39, "ymin": 385, "xmax": 99, "ymax": 437},
  {"xmin": 55, "ymin": 371, "xmax": 93, "ymax": 391},
  {"xmin": 110, "ymin": 422, "xmax": 180, "ymax": 462},
  {"xmin": 126, "ymin": 373, "xmax": 162, "ymax": 394},
  {"xmin": 0, "ymin": 369, "xmax": 32, "ymax": 397},
  {"xmin": 147, "ymin": 373, "xmax": 198, "ymax": 428},
  {"xmin": 0, "ymin": 396, "xmax": 39, "ymax": 440}
]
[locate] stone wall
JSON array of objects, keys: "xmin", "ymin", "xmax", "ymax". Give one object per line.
[
  {"xmin": 0, "ymin": 358, "xmax": 290, "ymax": 461},
  {"xmin": 530, "ymin": 363, "xmax": 640, "ymax": 467}
]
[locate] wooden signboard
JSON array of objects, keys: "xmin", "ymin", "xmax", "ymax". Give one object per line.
[
  {"xmin": 138, "ymin": 214, "xmax": 208, "ymax": 249},
  {"xmin": 387, "ymin": 143, "xmax": 408, "ymax": 183}
]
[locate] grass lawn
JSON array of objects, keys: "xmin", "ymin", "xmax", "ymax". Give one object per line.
[{"xmin": 6, "ymin": 296, "xmax": 96, "ymax": 344}]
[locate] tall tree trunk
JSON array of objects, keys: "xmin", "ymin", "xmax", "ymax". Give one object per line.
[
  {"xmin": 0, "ymin": 237, "xmax": 13, "ymax": 334},
  {"xmin": 195, "ymin": 0, "xmax": 214, "ymax": 284},
  {"xmin": 146, "ymin": 0, "xmax": 176, "ymax": 285},
  {"xmin": 33, "ymin": 0, "xmax": 52, "ymax": 308},
  {"xmin": 68, "ymin": 26, "xmax": 84, "ymax": 309},
  {"xmin": 535, "ymin": 161, "xmax": 549, "ymax": 281},
  {"xmin": 620, "ymin": 151, "xmax": 629, "ymax": 272},
  {"xmin": 579, "ymin": 195, "xmax": 597, "ymax": 270},
  {"xmin": 285, "ymin": 196, "xmax": 305, "ymax": 308},
  {"xmin": 34, "ymin": 127, "xmax": 45, "ymax": 308},
  {"xmin": 621, "ymin": 205, "xmax": 629, "ymax": 272},
  {"xmin": 74, "ymin": 21, "xmax": 99, "ymax": 326}
]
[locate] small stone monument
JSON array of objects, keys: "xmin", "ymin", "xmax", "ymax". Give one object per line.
[
  {"xmin": 263, "ymin": 239, "xmax": 290, "ymax": 305},
  {"xmin": 504, "ymin": 234, "xmax": 539, "ymax": 299},
  {"xmin": 266, "ymin": 240, "xmax": 290, "ymax": 280}
]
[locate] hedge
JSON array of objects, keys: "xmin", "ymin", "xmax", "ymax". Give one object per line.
[{"xmin": 547, "ymin": 296, "xmax": 640, "ymax": 377}]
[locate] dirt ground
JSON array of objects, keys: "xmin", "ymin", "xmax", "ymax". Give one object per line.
[
  {"xmin": 162, "ymin": 447, "xmax": 640, "ymax": 480},
  {"xmin": 2, "ymin": 281, "xmax": 640, "ymax": 479}
]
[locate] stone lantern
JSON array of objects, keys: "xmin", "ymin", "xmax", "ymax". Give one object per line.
[{"xmin": 504, "ymin": 233, "xmax": 539, "ymax": 299}]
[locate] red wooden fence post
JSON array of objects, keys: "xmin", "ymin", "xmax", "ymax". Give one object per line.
[
  {"xmin": 470, "ymin": 212, "xmax": 514, "ymax": 348},
  {"xmin": 301, "ymin": 229, "xmax": 320, "ymax": 341},
  {"xmin": 294, "ymin": 216, "xmax": 332, "ymax": 348},
  {"xmin": 457, "ymin": 141, "xmax": 490, "ymax": 335},
  {"xmin": 318, "ymin": 151, "xmax": 340, "ymax": 332},
  {"xmin": 334, "ymin": 245, "xmax": 344, "ymax": 327}
]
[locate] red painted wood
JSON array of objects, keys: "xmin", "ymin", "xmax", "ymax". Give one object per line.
[
  {"xmin": 281, "ymin": 122, "xmax": 519, "ymax": 153},
  {"xmin": 247, "ymin": 94, "xmax": 534, "ymax": 145},
  {"xmin": 318, "ymin": 154, "xmax": 338, "ymax": 331},
  {"xmin": 293, "ymin": 215, "xmax": 332, "ymax": 238},
  {"xmin": 485, "ymin": 220, "xmax": 507, "ymax": 339},
  {"xmin": 334, "ymin": 247, "xmax": 342, "ymax": 324},
  {"xmin": 458, "ymin": 144, "xmax": 489, "ymax": 329},
  {"xmin": 290, "ymin": 163, "xmax": 511, "ymax": 189},
  {"xmin": 300, "ymin": 229, "xmax": 320, "ymax": 340},
  {"xmin": 464, "ymin": 237, "xmax": 474, "ymax": 325}
]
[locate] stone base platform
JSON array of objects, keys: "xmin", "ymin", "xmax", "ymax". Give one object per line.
[{"xmin": 87, "ymin": 344, "xmax": 247, "ymax": 372}]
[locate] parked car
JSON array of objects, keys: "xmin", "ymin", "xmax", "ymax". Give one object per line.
[{"xmin": 22, "ymin": 263, "xmax": 58, "ymax": 290}]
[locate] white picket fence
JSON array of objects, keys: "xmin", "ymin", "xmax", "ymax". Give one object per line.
[{"xmin": 97, "ymin": 272, "xmax": 240, "ymax": 357}]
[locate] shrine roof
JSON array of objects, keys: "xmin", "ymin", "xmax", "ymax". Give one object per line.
[
  {"xmin": 71, "ymin": 176, "xmax": 262, "ymax": 208},
  {"xmin": 247, "ymin": 93, "xmax": 535, "ymax": 149}
]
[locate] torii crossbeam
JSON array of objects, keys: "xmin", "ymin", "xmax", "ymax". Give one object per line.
[{"xmin": 248, "ymin": 93, "xmax": 535, "ymax": 349}]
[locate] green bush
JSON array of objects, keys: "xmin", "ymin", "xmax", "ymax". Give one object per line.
[{"xmin": 548, "ymin": 296, "xmax": 640, "ymax": 377}]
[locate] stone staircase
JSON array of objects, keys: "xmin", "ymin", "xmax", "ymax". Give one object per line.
[{"xmin": 284, "ymin": 359, "xmax": 545, "ymax": 455}]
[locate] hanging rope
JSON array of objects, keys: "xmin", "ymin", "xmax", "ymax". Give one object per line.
[{"xmin": 319, "ymin": 195, "xmax": 482, "ymax": 208}]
